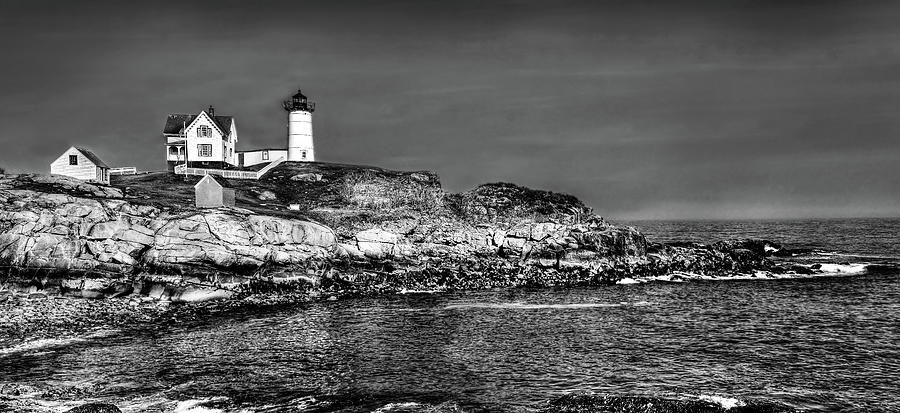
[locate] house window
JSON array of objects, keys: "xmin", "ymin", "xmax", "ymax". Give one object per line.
[
  {"xmin": 169, "ymin": 146, "xmax": 179, "ymax": 155},
  {"xmin": 301, "ymin": 150, "xmax": 307, "ymax": 159},
  {"xmin": 69, "ymin": 155, "xmax": 78, "ymax": 165},
  {"xmin": 262, "ymin": 150, "xmax": 269, "ymax": 160},
  {"xmin": 197, "ymin": 125, "xmax": 210, "ymax": 137},
  {"xmin": 198, "ymin": 144, "xmax": 212, "ymax": 157}
]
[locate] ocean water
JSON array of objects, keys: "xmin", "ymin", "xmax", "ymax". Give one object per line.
[
  {"xmin": 1, "ymin": 219, "xmax": 899, "ymax": 412},
  {"xmin": 621, "ymin": 218, "xmax": 900, "ymax": 261}
]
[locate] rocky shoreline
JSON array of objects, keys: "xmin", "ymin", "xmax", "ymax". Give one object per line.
[
  {"xmin": 0, "ymin": 288, "xmax": 331, "ymax": 349},
  {"xmin": 0, "ymin": 169, "xmax": 784, "ymax": 296},
  {"xmin": 0, "ymin": 166, "xmax": 837, "ymax": 348}
]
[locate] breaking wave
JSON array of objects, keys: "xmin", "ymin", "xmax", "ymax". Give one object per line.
[
  {"xmin": 815, "ymin": 263, "xmax": 868, "ymax": 275},
  {"xmin": 173, "ymin": 397, "xmax": 229, "ymax": 413},
  {"xmin": 616, "ymin": 261, "xmax": 896, "ymax": 285},
  {"xmin": 812, "ymin": 251, "xmax": 900, "ymax": 261},
  {"xmin": 0, "ymin": 330, "xmax": 118, "ymax": 357}
]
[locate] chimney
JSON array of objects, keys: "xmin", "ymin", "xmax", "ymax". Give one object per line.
[{"xmin": 208, "ymin": 105, "xmax": 215, "ymax": 117}]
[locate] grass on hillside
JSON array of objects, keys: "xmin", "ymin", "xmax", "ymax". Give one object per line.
[
  {"xmin": 108, "ymin": 161, "xmax": 591, "ymax": 235},
  {"xmin": 111, "ymin": 162, "xmax": 445, "ymax": 223}
]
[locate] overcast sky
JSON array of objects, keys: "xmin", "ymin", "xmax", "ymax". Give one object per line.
[{"xmin": 1, "ymin": 0, "xmax": 898, "ymax": 220}]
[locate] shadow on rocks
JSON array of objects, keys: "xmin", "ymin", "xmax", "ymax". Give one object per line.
[{"xmin": 65, "ymin": 403, "xmax": 121, "ymax": 413}]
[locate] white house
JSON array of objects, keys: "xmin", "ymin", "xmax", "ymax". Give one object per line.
[
  {"xmin": 50, "ymin": 146, "xmax": 110, "ymax": 185},
  {"xmin": 237, "ymin": 148, "xmax": 288, "ymax": 168},
  {"xmin": 163, "ymin": 105, "xmax": 238, "ymax": 171}
]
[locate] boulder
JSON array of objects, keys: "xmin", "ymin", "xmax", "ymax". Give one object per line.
[
  {"xmin": 118, "ymin": 228, "xmax": 154, "ymax": 246},
  {"xmin": 356, "ymin": 229, "xmax": 399, "ymax": 244},
  {"xmin": 257, "ymin": 190, "xmax": 277, "ymax": 201},
  {"xmin": 292, "ymin": 221, "xmax": 337, "ymax": 247},
  {"xmin": 338, "ymin": 243, "xmax": 366, "ymax": 259},
  {"xmin": 355, "ymin": 229, "xmax": 399, "ymax": 259},
  {"xmin": 88, "ymin": 220, "xmax": 130, "ymax": 240},
  {"xmin": 290, "ymin": 173, "xmax": 323, "ymax": 182}
]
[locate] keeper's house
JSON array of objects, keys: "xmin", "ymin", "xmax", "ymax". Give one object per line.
[
  {"xmin": 50, "ymin": 146, "xmax": 110, "ymax": 185},
  {"xmin": 163, "ymin": 105, "xmax": 237, "ymax": 171}
]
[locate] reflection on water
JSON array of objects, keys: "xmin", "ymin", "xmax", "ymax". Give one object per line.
[{"xmin": 2, "ymin": 273, "xmax": 900, "ymax": 412}]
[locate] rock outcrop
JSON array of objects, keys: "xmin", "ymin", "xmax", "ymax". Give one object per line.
[
  {"xmin": 0, "ymin": 172, "xmax": 779, "ymax": 301},
  {"xmin": 0, "ymin": 174, "xmax": 339, "ymax": 300}
]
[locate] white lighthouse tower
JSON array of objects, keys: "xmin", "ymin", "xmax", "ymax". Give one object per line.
[{"xmin": 283, "ymin": 89, "xmax": 316, "ymax": 162}]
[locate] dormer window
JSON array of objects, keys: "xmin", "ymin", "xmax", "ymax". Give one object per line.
[{"xmin": 197, "ymin": 125, "xmax": 210, "ymax": 137}]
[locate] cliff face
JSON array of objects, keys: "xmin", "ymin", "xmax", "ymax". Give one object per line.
[{"xmin": 0, "ymin": 167, "xmax": 774, "ymax": 301}]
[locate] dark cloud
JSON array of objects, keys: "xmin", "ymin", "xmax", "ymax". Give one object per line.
[{"xmin": 0, "ymin": 0, "xmax": 898, "ymax": 219}]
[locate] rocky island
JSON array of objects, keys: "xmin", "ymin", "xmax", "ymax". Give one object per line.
[{"xmin": 1, "ymin": 162, "xmax": 803, "ymax": 343}]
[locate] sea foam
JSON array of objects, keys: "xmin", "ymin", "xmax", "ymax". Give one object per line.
[
  {"xmin": 816, "ymin": 263, "xmax": 868, "ymax": 275},
  {"xmin": 692, "ymin": 394, "xmax": 746, "ymax": 409},
  {"xmin": 372, "ymin": 402, "xmax": 425, "ymax": 412},
  {"xmin": 0, "ymin": 330, "xmax": 118, "ymax": 357},
  {"xmin": 444, "ymin": 302, "xmax": 625, "ymax": 310},
  {"xmin": 617, "ymin": 262, "xmax": 874, "ymax": 285},
  {"xmin": 173, "ymin": 397, "xmax": 231, "ymax": 413}
]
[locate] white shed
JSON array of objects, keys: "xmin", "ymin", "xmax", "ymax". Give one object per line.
[
  {"xmin": 49, "ymin": 146, "xmax": 110, "ymax": 185},
  {"xmin": 194, "ymin": 175, "xmax": 236, "ymax": 208}
]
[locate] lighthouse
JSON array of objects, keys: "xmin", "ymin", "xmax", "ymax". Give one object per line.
[{"xmin": 283, "ymin": 89, "xmax": 316, "ymax": 162}]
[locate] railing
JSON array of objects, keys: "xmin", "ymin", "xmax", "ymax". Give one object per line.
[
  {"xmin": 109, "ymin": 167, "xmax": 137, "ymax": 175},
  {"xmin": 173, "ymin": 157, "xmax": 284, "ymax": 180},
  {"xmin": 254, "ymin": 156, "xmax": 285, "ymax": 178}
]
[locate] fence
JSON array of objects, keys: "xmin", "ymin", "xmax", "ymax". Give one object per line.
[
  {"xmin": 173, "ymin": 157, "xmax": 284, "ymax": 180},
  {"xmin": 109, "ymin": 167, "xmax": 138, "ymax": 175}
]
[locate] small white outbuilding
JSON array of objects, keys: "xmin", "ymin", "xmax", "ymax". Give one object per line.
[
  {"xmin": 50, "ymin": 146, "xmax": 110, "ymax": 185},
  {"xmin": 194, "ymin": 175, "xmax": 236, "ymax": 208}
]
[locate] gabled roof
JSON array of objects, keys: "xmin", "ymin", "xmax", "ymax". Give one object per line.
[
  {"xmin": 194, "ymin": 174, "xmax": 235, "ymax": 189},
  {"xmin": 163, "ymin": 112, "xmax": 234, "ymax": 136},
  {"xmin": 194, "ymin": 174, "xmax": 222, "ymax": 190},
  {"xmin": 73, "ymin": 147, "xmax": 109, "ymax": 168}
]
